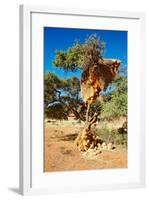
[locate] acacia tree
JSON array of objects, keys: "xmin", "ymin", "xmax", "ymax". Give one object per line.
[
  {"xmin": 44, "ymin": 73, "xmax": 86, "ymax": 121},
  {"xmin": 52, "ymin": 35, "xmax": 105, "ymax": 127},
  {"xmin": 53, "ymin": 34, "xmax": 105, "ymax": 71},
  {"xmin": 45, "ymin": 34, "xmax": 121, "ymax": 151},
  {"xmin": 45, "ymin": 34, "xmax": 104, "ymax": 122}
]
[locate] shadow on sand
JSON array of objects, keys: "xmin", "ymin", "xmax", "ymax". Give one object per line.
[
  {"xmin": 8, "ymin": 188, "xmax": 20, "ymax": 195},
  {"xmin": 56, "ymin": 133, "xmax": 78, "ymax": 141}
]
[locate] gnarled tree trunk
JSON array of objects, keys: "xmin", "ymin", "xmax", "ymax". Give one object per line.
[
  {"xmin": 75, "ymin": 106, "xmax": 100, "ymax": 151},
  {"xmin": 75, "ymin": 58, "xmax": 120, "ymax": 151}
]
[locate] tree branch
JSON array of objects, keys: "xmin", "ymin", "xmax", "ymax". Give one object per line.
[
  {"xmin": 50, "ymin": 88, "xmax": 85, "ymax": 121},
  {"xmin": 86, "ymin": 103, "xmax": 90, "ymax": 125},
  {"xmin": 47, "ymin": 99, "xmax": 59, "ymax": 106},
  {"xmin": 88, "ymin": 112, "xmax": 98, "ymax": 129}
]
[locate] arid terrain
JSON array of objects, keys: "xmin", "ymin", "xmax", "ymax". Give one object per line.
[{"xmin": 44, "ymin": 118, "xmax": 127, "ymax": 172}]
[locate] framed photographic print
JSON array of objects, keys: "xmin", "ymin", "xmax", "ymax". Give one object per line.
[{"xmin": 19, "ymin": 5, "xmax": 145, "ymax": 195}]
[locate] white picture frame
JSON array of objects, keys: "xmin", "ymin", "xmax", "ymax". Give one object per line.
[{"xmin": 19, "ymin": 4, "xmax": 146, "ymax": 195}]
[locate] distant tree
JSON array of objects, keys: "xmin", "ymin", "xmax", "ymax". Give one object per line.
[
  {"xmin": 100, "ymin": 76, "xmax": 127, "ymax": 120},
  {"xmin": 44, "ymin": 72, "xmax": 85, "ymax": 121}
]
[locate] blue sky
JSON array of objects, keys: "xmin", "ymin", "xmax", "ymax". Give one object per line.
[{"xmin": 44, "ymin": 27, "xmax": 127, "ymax": 79}]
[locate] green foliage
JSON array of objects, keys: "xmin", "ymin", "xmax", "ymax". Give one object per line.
[
  {"xmin": 44, "ymin": 73, "xmax": 63, "ymax": 106},
  {"xmin": 100, "ymin": 76, "xmax": 127, "ymax": 120},
  {"xmin": 95, "ymin": 127, "xmax": 127, "ymax": 147},
  {"xmin": 53, "ymin": 34, "xmax": 105, "ymax": 71},
  {"xmin": 45, "ymin": 103, "xmax": 68, "ymax": 120},
  {"xmin": 64, "ymin": 76, "xmax": 80, "ymax": 98},
  {"xmin": 44, "ymin": 72, "xmax": 85, "ymax": 121}
]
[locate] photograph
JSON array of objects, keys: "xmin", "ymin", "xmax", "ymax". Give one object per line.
[{"xmin": 44, "ymin": 27, "xmax": 128, "ymax": 172}]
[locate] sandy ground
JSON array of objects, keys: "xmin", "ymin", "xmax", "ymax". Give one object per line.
[{"xmin": 44, "ymin": 120, "xmax": 127, "ymax": 172}]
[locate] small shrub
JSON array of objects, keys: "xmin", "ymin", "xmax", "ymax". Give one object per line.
[{"xmin": 94, "ymin": 127, "xmax": 127, "ymax": 147}]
